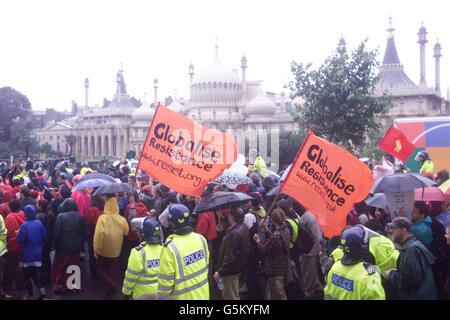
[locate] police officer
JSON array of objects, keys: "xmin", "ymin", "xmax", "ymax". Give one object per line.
[
  {"xmin": 80, "ymin": 161, "xmax": 93, "ymax": 176},
  {"xmin": 415, "ymin": 151, "xmax": 435, "ymax": 176},
  {"xmin": 122, "ymin": 217, "xmax": 163, "ymax": 299},
  {"xmin": 324, "ymin": 226, "xmax": 385, "ymax": 300},
  {"xmin": 328, "ymin": 224, "xmax": 399, "ymax": 279},
  {"xmin": 157, "ymin": 204, "xmax": 210, "ymax": 300}
]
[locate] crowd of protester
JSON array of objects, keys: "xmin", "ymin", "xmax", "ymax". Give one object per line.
[{"xmin": 0, "ymin": 153, "xmax": 448, "ymax": 300}]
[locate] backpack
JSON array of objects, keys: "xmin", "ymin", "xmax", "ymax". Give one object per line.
[{"xmin": 290, "ymin": 216, "xmax": 315, "ymax": 255}]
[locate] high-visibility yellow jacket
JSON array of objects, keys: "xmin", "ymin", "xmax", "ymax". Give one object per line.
[
  {"xmin": 286, "ymin": 217, "xmax": 299, "ymax": 249},
  {"xmin": 329, "ymin": 236, "xmax": 398, "ymax": 279},
  {"xmin": 420, "ymin": 160, "xmax": 434, "ymax": 175},
  {"xmin": 81, "ymin": 167, "xmax": 93, "ymax": 176},
  {"xmin": 122, "ymin": 241, "xmax": 163, "ymax": 299},
  {"xmin": 254, "ymin": 156, "xmax": 268, "ymax": 178},
  {"xmin": 157, "ymin": 231, "xmax": 210, "ymax": 300},
  {"xmin": 0, "ymin": 215, "xmax": 7, "ymax": 257},
  {"xmin": 368, "ymin": 235, "xmax": 399, "ymax": 279},
  {"xmin": 324, "ymin": 260, "xmax": 385, "ymax": 300}
]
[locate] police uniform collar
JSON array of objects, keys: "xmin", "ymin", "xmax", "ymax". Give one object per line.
[
  {"xmin": 341, "ymin": 255, "xmax": 364, "ymax": 266},
  {"xmin": 174, "ymin": 226, "xmax": 194, "ymax": 235}
]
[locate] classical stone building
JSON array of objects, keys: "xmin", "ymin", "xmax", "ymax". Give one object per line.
[{"xmin": 35, "ymin": 49, "xmax": 295, "ymax": 168}]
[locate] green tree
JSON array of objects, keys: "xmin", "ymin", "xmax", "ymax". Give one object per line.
[
  {"xmin": 0, "ymin": 87, "xmax": 32, "ymax": 142},
  {"xmin": 278, "ymin": 130, "xmax": 306, "ymax": 168},
  {"xmin": 66, "ymin": 134, "xmax": 77, "ymax": 155},
  {"xmin": 290, "ymin": 39, "xmax": 392, "ymax": 152},
  {"xmin": 40, "ymin": 142, "xmax": 56, "ymax": 158},
  {"xmin": 126, "ymin": 150, "xmax": 136, "ymax": 159}
]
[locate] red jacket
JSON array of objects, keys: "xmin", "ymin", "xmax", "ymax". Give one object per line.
[
  {"xmin": 5, "ymin": 211, "xmax": 25, "ymax": 253},
  {"xmin": 0, "ymin": 184, "xmax": 13, "ymax": 192},
  {"xmin": 84, "ymin": 206, "xmax": 103, "ymax": 236},
  {"xmin": 195, "ymin": 211, "xmax": 218, "ymax": 241},
  {"xmin": 0, "ymin": 190, "xmax": 13, "ymax": 219},
  {"xmin": 124, "ymin": 203, "xmax": 148, "ymax": 241}
]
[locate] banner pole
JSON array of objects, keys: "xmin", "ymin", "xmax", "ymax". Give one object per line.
[{"xmin": 266, "ymin": 191, "xmax": 281, "ymax": 218}]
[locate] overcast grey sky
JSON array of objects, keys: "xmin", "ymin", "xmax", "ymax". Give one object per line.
[{"xmin": 1, "ymin": 0, "xmax": 449, "ymax": 112}]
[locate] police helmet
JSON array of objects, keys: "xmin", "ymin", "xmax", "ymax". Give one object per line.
[
  {"xmin": 59, "ymin": 172, "xmax": 67, "ymax": 179},
  {"xmin": 414, "ymin": 151, "xmax": 430, "ymax": 162},
  {"xmin": 81, "ymin": 161, "xmax": 88, "ymax": 167},
  {"xmin": 340, "ymin": 226, "xmax": 369, "ymax": 265},
  {"xmin": 131, "ymin": 217, "xmax": 162, "ymax": 244},
  {"xmin": 159, "ymin": 204, "xmax": 191, "ymax": 229}
]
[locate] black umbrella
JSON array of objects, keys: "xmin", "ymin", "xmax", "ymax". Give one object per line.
[
  {"xmin": 194, "ymin": 191, "xmax": 254, "ymax": 213},
  {"xmin": 266, "ymin": 185, "xmax": 280, "ymax": 197},
  {"xmin": 370, "ymin": 173, "xmax": 435, "ymax": 194},
  {"xmin": 72, "ymin": 173, "xmax": 117, "ymax": 191},
  {"xmin": 92, "ymin": 183, "xmax": 132, "ymax": 196}
]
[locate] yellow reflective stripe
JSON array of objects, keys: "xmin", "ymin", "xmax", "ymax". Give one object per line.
[
  {"xmin": 0, "ymin": 246, "xmax": 7, "ymax": 255},
  {"xmin": 171, "ymin": 277, "xmax": 209, "ymax": 296}
]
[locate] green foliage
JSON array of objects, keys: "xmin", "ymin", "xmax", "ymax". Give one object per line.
[
  {"xmin": 290, "ymin": 40, "xmax": 392, "ymax": 152},
  {"xmin": 0, "ymin": 87, "xmax": 32, "ymax": 142},
  {"xmin": 278, "ymin": 130, "xmax": 306, "ymax": 167},
  {"xmin": 40, "ymin": 142, "xmax": 57, "ymax": 158},
  {"xmin": 126, "ymin": 150, "xmax": 136, "ymax": 159}
]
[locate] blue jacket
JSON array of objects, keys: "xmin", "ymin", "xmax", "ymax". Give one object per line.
[
  {"xmin": 412, "ymin": 216, "xmax": 433, "ymax": 248},
  {"xmin": 17, "ymin": 205, "xmax": 46, "ymax": 265}
]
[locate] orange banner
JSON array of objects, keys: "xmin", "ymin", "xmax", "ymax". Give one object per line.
[
  {"xmin": 137, "ymin": 105, "xmax": 238, "ymax": 196},
  {"xmin": 280, "ymin": 129, "xmax": 374, "ymax": 238}
]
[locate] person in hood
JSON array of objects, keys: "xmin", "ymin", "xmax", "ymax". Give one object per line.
[
  {"xmin": 385, "ymin": 217, "xmax": 437, "ymax": 299},
  {"xmin": 411, "ymin": 201, "xmax": 433, "ymax": 248},
  {"xmin": 93, "ymin": 194, "xmax": 129, "ymax": 297},
  {"xmin": 71, "ymin": 174, "xmax": 91, "ymax": 218},
  {"xmin": 17, "ymin": 205, "xmax": 47, "ymax": 300},
  {"xmin": 50, "ymin": 198, "xmax": 86, "ymax": 294},
  {"xmin": 51, "ymin": 183, "xmax": 72, "ymax": 218}
]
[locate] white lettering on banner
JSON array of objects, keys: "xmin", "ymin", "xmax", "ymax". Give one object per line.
[{"xmin": 183, "ymin": 249, "xmax": 205, "ymax": 266}]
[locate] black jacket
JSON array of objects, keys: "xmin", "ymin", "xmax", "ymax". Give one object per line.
[
  {"xmin": 53, "ymin": 198, "xmax": 87, "ymax": 254},
  {"xmin": 36, "ymin": 210, "xmax": 55, "ymax": 249},
  {"xmin": 217, "ymin": 222, "xmax": 250, "ymax": 276}
]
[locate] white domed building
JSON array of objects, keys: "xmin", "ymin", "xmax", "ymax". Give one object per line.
[
  {"xmin": 130, "ymin": 100, "xmax": 155, "ymax": 156},
  {"xmin": 182, "ymin": 48, "xmax": 296, "ymax": 134}
]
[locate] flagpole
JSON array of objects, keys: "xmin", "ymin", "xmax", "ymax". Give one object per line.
[{"xmin": 265, "ymin": 126, "xmax": 314, "ymax": 221}]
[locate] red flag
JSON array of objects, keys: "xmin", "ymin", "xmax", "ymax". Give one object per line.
[
  {"xmin": 378, "ymin": 126, "xmax": 415, "ymax": 163},
  {"xmin": 280, "ymin": 129, "xmax": 374, "ymax": 238}
]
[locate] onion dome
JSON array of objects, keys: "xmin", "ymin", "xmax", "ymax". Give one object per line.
[
  {"xmin": 167, "ymin": 99, "xmax": 184, "ymax": 113},
  {"xmin": 245, "ymin": 89, "xmax": 277, "ymax": 116},
  {"xmin": 132, "ymin": 100, "xmax": 155, "ymax": 121},
  {"xmin": 190, "ymin": 55, "xmax": 241, "ymax": 104}
]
